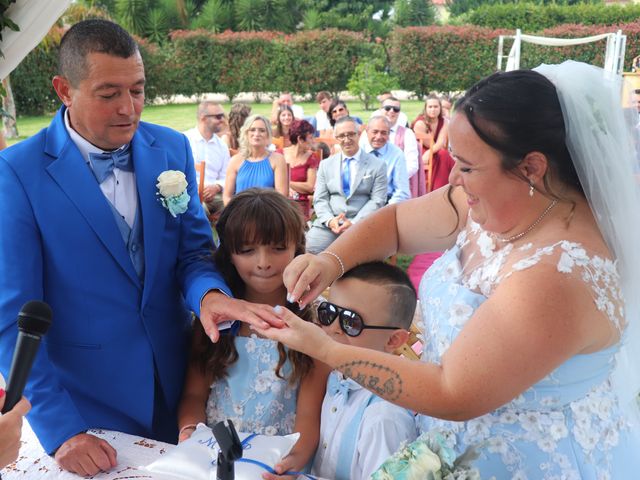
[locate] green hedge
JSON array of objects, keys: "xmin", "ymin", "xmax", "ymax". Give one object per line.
[
  {"xmin": 10, "ymin": 22, "xmax": 640, "ymax": 116},
  {"xmin": 388, "ymin": 25, "xmax": 510, "ymax": 95},
  {"xmin": 467, "ymin": 3, "xmax": 640, "ymax": 32}
]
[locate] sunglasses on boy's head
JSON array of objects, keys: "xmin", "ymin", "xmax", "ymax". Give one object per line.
[
  {"xmin": 383, "ymin": 105, "xmax": 401, "ymax": 113},
  {"xmin": 316, "ymin": 301, "xmax": 401, "ymax": 337}
]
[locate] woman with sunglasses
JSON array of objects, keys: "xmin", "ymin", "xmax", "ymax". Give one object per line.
[
  {"xmin": 327, "ymin": 99, "xmax": 364, "ymax": 132},
  {"xmin": 258, "ymin": 62, "xmax": 640, "ymax": 479}
]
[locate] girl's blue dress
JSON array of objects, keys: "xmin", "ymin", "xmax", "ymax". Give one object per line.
[
  {"xmin": 417, "ymin": 221, "xmax": 640, "ymax": 479},
  {"xmin": 206, "ymin": 335, "xmax": 298, "ymax": 435}
]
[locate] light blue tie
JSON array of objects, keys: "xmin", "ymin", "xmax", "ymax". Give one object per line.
[
  {"xmin": 89, "ymin": 145, "xmax": 133, "ymax": 183},
  {"xmin": 342, "ymin": 156, "xmax": 353, "ymax": 197}
]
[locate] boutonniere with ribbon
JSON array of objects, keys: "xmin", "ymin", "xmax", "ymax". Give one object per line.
[{"xmin": 156, "ymin": 170, "xmax": 190, "ymax": 217}]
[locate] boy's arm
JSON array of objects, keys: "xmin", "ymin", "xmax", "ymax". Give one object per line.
[
  {"xmin": 266, "ymin": 359, "xmax": 331, "ymax": 478},
  {"xmin": 177, "ymin": 328, "xmax": 212, "ymax": 442},
  {"xmin": 358, "ymin": 403, "xmax": 418, "ymax": 479}
]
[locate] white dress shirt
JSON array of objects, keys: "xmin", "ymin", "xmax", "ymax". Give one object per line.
[
  {"xmin": 389, "ymin": 124, "xmax": 419, "ymax": 178},
  {"xmin": 312, "ymin": 372, "xmax": 417, "ymax": 480},
  {"xmin": 64, "ymin": 110, "xmax": 138, "ymax": 228},
  {"xmin": 183, "ymin": 127, "xmax": 231, "ymax": 188},
  {"xmin": 315, "ymin": 110, "xmax": 332, "ymax": 132}
]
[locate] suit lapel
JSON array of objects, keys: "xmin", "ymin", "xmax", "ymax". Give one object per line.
[
  {"xmin": 131, "ymin": 125, "xmax": 167, "ymax": 303},
  {"xmin": 45, "ymin": 110, "xmax": 141, "ymax": 287}
]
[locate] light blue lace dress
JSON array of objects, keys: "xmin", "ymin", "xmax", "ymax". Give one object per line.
[
  {"xmin": 416, "ymin": 221, "xmax": 640, "ymax": 480},
  {"xmin": 206, "ymin": 335, "xmax": 298, "ymax": 435}
]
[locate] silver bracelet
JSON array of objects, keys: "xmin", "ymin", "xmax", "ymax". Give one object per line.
[{"xmin": 320, "ymin": 250, "xmax": 345, "ymax": 279}]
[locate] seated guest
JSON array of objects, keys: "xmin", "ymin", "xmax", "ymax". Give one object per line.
[
  {"xmin": 327, "ymin": 99, "xmax": 364, "ymax": 132},
  {"xmin": 369, "ymin": 91, "xmax": 408, "ymax": 127},
  {"xmin": 221, "ymin": 103, "xmax": 251, "ymax": 153},
  {"xmin": 305, "ymin": 117, "xmax": 387, "ymax": 254},
  {"xmin": 359, "ymin": 116, "xmax": 410, "ymax": 205},
  {"xmin": 282, "ymin": 119, "xmax": 320, "ymax": 221},
  {"xmin": 309, "ymin": 261, "xmax": 418, "ymax": 480},
  {"xmin": 315, "ymin": 91, "xmax": 333, "ymax": 135},
  {"xmin": 223, "ymin": 115, "xmax": 288, "ymax": 205},
  {"xmin": 272, "ymin": 105, "xmax": 294, "ymax": 149},
  {"xmin": 412, "ymin": 94, "xmax": 455, "ymax": 192},
  {"xmin": 381, "ymin": 96, "xmax": 419, "ymax": 182},
  {"xmin": 183, "ymin": 101, "xmax": 230, "ymax": 216},
  {"xmin": 270, "ymin": 92, "xmax": 304, "ymax": 124}
]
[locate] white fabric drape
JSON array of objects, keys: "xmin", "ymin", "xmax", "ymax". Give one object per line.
[{"xmin": 0, "ymin": 0, "xmax": 71, "ymax": 80}]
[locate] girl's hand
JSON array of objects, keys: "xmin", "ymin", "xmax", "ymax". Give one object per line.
[
  {"xmin": 253, "ymin": 306, "xmax": 332, "ymax": 361},
  {"xmin": 283, "ymin": 253, "xmax": 340, "ymax": 308},
  {"xmin": 261, "ymin": 451, "xmax": 305, "ymax": 480}
]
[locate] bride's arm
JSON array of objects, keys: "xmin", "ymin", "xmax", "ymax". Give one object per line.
[
  {"xmin": 285, "ymin": 186, "xmax": 468, "ymax": 305},
  {"xmin": 269, "ymin": 264, "xmax": 606, "ymax": 420}
]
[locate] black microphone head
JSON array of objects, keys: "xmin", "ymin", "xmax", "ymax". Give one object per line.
[{"xmin": 18, "ymin": 301, "xmax": 52, "ymax": 336}]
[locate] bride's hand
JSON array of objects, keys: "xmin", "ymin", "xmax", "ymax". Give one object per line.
[
  {"xmin": 253, "ymin": 306, "xmax": 332, "ymax": 361},
  {"xmin": 283, "ymin": 253, "xmax": 341, "ymax": 308}
]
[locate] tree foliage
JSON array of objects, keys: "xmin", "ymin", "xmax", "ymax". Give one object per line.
[
  {"xmin": 447, "ymin": 0, "xmax": 601, "ymax": 18},
  {"xmin": 393, "ymin": 0, "xmax": 436, "ymax": 28},
  {"xmin": 347, "ymin": 54, "xmax": 398, "ymax": 110}
]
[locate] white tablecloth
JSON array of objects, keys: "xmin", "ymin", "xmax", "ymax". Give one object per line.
[{"xmin": 1, "ymin": 422, "xmax": 177, "ymax": 479}]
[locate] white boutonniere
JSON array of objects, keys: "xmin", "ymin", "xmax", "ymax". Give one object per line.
[{"xmin": 156, "ymin": 170, "xmax": 190, "ymax": 217}]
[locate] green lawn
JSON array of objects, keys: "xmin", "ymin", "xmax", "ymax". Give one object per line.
[{"xmin": 6, "ymin": 99, "xmax": 427, "ymax": 146}]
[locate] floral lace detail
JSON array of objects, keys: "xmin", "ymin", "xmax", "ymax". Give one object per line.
[
  {"xmin": 416, "ymin": 218, "xmax": 638, "ymax": 479},
  {"xmin": 206, "ymin": 335, "xmax": 298, "ymax": 435},
  {"xmin": 457, "ymin": 221, "xmax": 624, "ymax": 334}
]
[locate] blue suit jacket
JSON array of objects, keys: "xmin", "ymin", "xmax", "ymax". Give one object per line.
[{"xmin": 0, "ymin": 107, "xmax": 230, "ymax": 453}]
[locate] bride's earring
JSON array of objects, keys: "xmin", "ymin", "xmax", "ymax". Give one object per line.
[{"xmin": 529, "ymin": 182, "xmax": 535, "ymax": 198}]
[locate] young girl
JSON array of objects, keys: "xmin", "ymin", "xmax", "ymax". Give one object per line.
[{"xmin": 178, "ymin": 188, "xmax": 328, "ymax": 476}]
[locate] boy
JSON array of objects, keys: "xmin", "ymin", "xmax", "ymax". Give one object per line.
[{"xmin": 311, "ymin": 261, "xmax": 418, "ymax": 480}]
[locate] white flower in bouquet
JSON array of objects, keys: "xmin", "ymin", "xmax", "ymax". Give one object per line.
[{"xmin": 372, "ymin": 432, "xmax": 481, "ymax": 480}]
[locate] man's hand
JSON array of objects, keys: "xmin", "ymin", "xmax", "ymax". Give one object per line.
[
  {"xmin": 202, "ymin": 184, "xmax": 222, "ymax": 202},
  {"xmin": 54, "ymin": 433, "xmax": 117, "ymax": 477},
  {"xmin": 329, "ymin": 213, "xmax": 351, "ymax": 234},
  {"xmin": 200, "ymin": 291, "xmax": 284, "ymax": 343}
]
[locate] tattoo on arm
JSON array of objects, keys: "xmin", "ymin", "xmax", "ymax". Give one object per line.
[{"xmin": 337, "ymin": 361, "xmax": 403, "ymax": 401}]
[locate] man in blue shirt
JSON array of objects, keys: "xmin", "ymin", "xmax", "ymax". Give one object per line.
[{"xmin": 360, "ymin": 116, "xmax": 410, "ymax": 205}]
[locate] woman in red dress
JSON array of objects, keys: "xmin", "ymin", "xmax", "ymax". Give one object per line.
[
  {"xmin": 280, "ymin": 120, "xmax": 319, "ymax": 221},
  {"xmin": 413, "ymin": 95, "xmax": 455, "ymax": 192}
]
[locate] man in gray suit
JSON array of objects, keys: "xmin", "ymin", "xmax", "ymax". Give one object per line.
[{"xmin": 306, "ymin": 116, "xmax": 387, "ymax": 254}]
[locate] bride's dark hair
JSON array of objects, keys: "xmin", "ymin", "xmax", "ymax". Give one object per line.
[{"xmin": 455, "ymin": 70, "xmax": 582, "ymax": 196}]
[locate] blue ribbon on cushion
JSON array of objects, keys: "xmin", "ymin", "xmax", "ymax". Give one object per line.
[
  {"xmin": 89, "ymin": 145, "xmax": 133, "ymax": 183},
  {"xmin": 212, "ymin": 432, "xmax": 318, "ymax": 479}
]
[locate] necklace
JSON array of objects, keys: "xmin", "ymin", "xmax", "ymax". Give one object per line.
[{"xmin": 495, "ymin": 199, "xmax": 558, "ymax": 243}]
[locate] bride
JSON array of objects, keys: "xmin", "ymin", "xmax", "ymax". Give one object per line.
[{"xmin": 255, "ymin": 61, "xmax": 640, "ymax": 479}]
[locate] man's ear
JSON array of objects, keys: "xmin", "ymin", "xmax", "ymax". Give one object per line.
[
  {"xmin": 52, "ymin": 76, "xmax": 73, "ymax": 107},
  {"xmin": 383, "ymin": 329, "xmax": 410, "ymax": 353}
]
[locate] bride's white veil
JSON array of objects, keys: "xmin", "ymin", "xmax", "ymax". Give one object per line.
[{"xmin": 534, "ymin": 61, "xmax": 640, "ymax": 414}]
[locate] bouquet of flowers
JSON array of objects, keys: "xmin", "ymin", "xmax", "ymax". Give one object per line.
[{"xmin": 372, "ymin": 432, "xmax": 480, "ymax": 480}]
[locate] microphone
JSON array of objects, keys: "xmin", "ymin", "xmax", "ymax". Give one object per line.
[{"xmin": 1, "ymin": 301, "xmax": 52, "ymax": 414}]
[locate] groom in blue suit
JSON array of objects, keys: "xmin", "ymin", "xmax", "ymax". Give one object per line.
[{"xmin": 0, "ymin": 20, "xmax": 279, "ymax": 476}]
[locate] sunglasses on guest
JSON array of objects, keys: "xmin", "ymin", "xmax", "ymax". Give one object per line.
[
  {"xmin": 383, "ymin": 105, "xmax": 401, "ymax": 113},
  {"xmin": 316, "ymin": 301, "xmax": 402, "ymax": 337},
  {"xmin": 332, "ymin": 106, "xmax": 347, "ymax": 115},
  {"xmin": 204, "ymin": 113, "xmax": 225, "ymax": 120}
]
